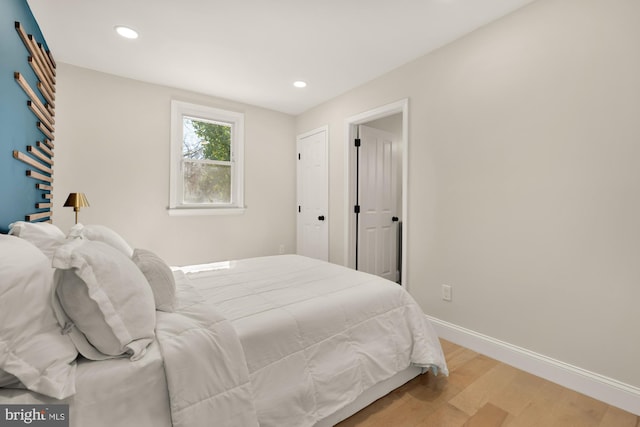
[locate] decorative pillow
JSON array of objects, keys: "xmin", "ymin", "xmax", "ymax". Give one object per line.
[
  {"xmin": 0, "ymin": 234, "xmax": 77, "ymax": 399},
  {"xmin": 132, "ymin": 248, "xmax": 176, "ymax": 312},
  {"xmin": 52, "ymin": 239, "xmax": 156, "ymax": 361},
  {"xmin": 68, "ymin": 224, "xmax": 133, "ymax": 257},
  {"xmin": 8, "ymin": 221, "xmax": 66, "ymax": 261}
]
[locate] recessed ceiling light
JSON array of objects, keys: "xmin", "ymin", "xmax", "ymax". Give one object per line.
[
  {"xmin": 293, "ymin": 81, "xmax": 307, "ymax": 88},
  {"xmin": 115, "ymin": 26, "xmax": 139, "ymax": 39}
]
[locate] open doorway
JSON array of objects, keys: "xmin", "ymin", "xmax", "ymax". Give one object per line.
[{"xmin": 344, "ymin": 99, "xmax": 408, "ymax": 287}]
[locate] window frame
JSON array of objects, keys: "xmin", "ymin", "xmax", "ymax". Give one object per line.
[{"xmin": 169, "ymin": 100, "xmax": 245, "ymax": 216}]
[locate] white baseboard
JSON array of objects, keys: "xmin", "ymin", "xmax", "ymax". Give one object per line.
[{"xmin": 427, "ymin": 315, "xmax": 640, "ymax": 416}]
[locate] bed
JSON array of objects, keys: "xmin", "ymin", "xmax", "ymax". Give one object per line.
[{"xmin": 0, "ymin": 222, "xmax": 448, "ymax": 427}]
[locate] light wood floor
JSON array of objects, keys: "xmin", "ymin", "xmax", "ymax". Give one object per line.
[{"xmin": 337, "ymin": 339, "xmax": 639, "ymax": 427}]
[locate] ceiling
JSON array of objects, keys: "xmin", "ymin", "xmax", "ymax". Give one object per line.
[{"xmin": 27, "ymin": 0, "xmax": 536, "ymax": 115}]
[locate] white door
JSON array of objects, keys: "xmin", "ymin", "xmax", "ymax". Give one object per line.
[
  {"xmin": 296, "ymin": 127, "xmax": 328, "ymax": 261},
  {"xmin": 357, "ymin": 125, "xmax": 399, "ymax": 281}
]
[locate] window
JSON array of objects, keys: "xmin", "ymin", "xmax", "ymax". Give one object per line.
[{"xmin": 169, "ymin": 101, "xmax": 244, "ymax": 215}]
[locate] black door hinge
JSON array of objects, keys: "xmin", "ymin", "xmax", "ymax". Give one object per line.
[
  {"xmin": 354, "ymin": 205, "xmax": 360, "ymax": 214},
  {"xmin": 354, "ymin": 138, "xmax": 361, "ymax": 147}
]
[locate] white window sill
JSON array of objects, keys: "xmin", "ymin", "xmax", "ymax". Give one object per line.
[{"xmin": 167, "ymin": 207, "xmax": 246, "ymax": 216}]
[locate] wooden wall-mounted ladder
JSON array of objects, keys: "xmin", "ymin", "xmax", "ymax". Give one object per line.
[{"xmin": 13, "ymin": 21, "xmax": 57, "ymax": 222}]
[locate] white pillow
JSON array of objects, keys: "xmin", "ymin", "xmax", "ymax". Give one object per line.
[
  {"xmin": 0, "ymin": 234, "xmax": 78, "ymax": 399},
  {"xmin": 132, "ymin": 249, "xmax": 176, "ymax": 312},
  {"xmin": 52, "ymin": 239, "xmax": 155, "ymax": 361},
  {"xmin": 68, "ymin": 224, "xmax": 133, "ymax": 257},
  {"xmin": 8, "ymin": 221, "xmax": 66, "ymax": 260}
]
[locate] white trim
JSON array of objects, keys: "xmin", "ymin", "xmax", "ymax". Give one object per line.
[
  {"xmin": 169, "ymin": 100, "xmax": 245, "ymax": 213},
  {"xmin": 344, "ymin": 99, "xmax": 409, "ymax": 288},
  {"xmin": 427, "ymin": 315, "xmax": 640, "ymax": 416},
  {"xmin": 167, "ymin": 207, "xmax": 246, "ymax": 216},
  {"xmin": 297, "ymin": 125, "xmax": 329, "ymax": 141}
]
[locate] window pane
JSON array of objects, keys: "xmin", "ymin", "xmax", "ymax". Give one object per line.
[
  {"xmin": 170, "ymin": 100, "xmax": 244, "ymax": 212},
  {"xmin": 183, "ymin": 161, "xmax": 231, "ymax": 204},
  {"xmin": 183, "ymin": 117, "xmax": 231, "ymax": 161}
]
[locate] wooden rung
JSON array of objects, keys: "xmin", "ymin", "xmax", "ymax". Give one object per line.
[
  {"xmin": 43, "ymin": 139, "xmax": 54, "ymax": 150},
  {"xmin": 43, "ymin": 193, "xmax": 52, "ymax": 200},
  {"xmin": 37, "ymin": 42, "xmax": 56, "ymax": 83},
  {"xmin": 37, "ymin": 80, "xmax": 55, "ymax": 107},
  {"xmin": 36, "ymin": 183, "xmax": 53, "ymax": 191},
  {"xmin": 34, "ymin": 39, "xmax": 56, "ymax": 85},
  {"xmin": 45, "ymin": 49, "xmax": 56, "ymax": 69},
  {"xmin": 26, "ymin": 170, "xmax": 53, "ymax": 183},
  {"xmin": 33, "ymin": 104, "xmax": 55, "ymax": 125},
  {"xmin": 28, "ymin": 57, "xmax": 55, "ymax": 99},
  {"xmin": 27, "ymin": 145, "xmax": 53, "ymax": 165},
  {"xmin": 26, "ymin": 211, "xmax": 51, "ymax": 221},
  {"xmin": 37, "ymin": 79, "xmax": 55, "ymax": 100},
  {"xmin": 14, "ymin": 21, "xmax": 31, "ymax": 48},
  {"xmin": 15, "ymin": 22, "xmax": 55, "ymax": 85},
  {"xmin": 28, "ymin": 101, "xmax": 54, "ymax": 132},
  {"xmin": 37, "ymin": 141, "xmax": 53, "ymax": 157},
  {"xmin": 15, "ymin": 22, "xmax": 44, "ymax": 76},
  {"xmin": 15, "ymin": 72, "xmax": 53, "ymax": 123},
  {"xmin": 36, "ymin": 202, "xmax": 52, "ymax": 209},
  {"xmin": 13, "ymin": 150, "xmax": 53, "ymax": 174},
  {"xmin": 37, "ymin": 122, "xmax": 55, "ymax": 140},
  {"xmin": 33, "ymin": 50, "xmax": 54, "ymax": 89},
  {"xmin": 28, "ymin": 34, "xmax": 55, "ymax": 88},
  {"xmin": 46, "ymin": 103, "xmax": 55, "ymax": 117}
]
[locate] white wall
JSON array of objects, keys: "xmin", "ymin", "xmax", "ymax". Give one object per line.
[
  {"xmin": 296, "ymin": 0, "xmax": 640, "ymax": 388},
  {"xmin": 54, "ymin": 64, "xmax": 296, "ymax": 266}
]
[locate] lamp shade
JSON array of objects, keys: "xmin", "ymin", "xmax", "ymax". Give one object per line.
[
  {"xmin": 63, "ymin": 193, "xmax": 90, "ymax": 209},
  {"xmin": 64, "ymin": 193, "xmax": 90, "ymax": 224}
]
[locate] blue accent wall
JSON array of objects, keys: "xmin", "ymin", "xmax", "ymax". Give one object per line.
[{"xmin": 0, "ymin": 0, "xmax": 49, "ymax": 232}]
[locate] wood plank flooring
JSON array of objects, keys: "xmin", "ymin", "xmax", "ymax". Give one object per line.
[{"xmin": 336, "ymin": 340, "xmax": 639, "ymax": 427}]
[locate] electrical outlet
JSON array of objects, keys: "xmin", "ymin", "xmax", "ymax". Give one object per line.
[{"xmin": 442, "ymin": 284, "xmax": 452, "ymax": 302}]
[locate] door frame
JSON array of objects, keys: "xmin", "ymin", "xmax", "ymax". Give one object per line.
[
  {"xmin": 344, "ymin": 99, "xmax": 409, "ymax": 287},
  {"xmin": 296, "ymin": 125, "xmax": 329, "ymax": 261}
]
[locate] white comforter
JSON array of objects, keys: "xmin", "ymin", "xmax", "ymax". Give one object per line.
[
  {"xmin": 177, "ymin": 254, "xmax": 448, "ymax": 427},
  {"xmin": 155, "ymin": 279, "xmax": 259, "ymax": 427}
]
